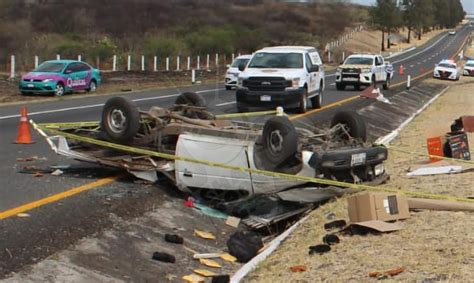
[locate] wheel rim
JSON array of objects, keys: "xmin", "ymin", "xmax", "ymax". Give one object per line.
[
  {"xmin": 90, "ymin": 81, "xmax": 97, "ymax": 92},
  {"xmin": 55, "ymin": 85, "xmax": 64, "ymax": 96},
  {"xmin": 301, "ymin": 90, "xmax": 307, "ymax": 111},
  {"xmin": 108, "ymin": 109, "xmax": 127, "ymax": 133},
  {"xmin": 318, "ymin": 89, "xmax": 323, "ymax": 105},
  {"xmin": 268, "ymin": 129, "xmax": 284, "ymax": 154}
]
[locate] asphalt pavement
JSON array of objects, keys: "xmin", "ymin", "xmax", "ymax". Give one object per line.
[{"xmin": 0, "ymin": 23, "xmax": 472, "ymax": 278}]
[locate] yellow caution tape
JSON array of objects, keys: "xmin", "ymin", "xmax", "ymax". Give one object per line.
[
  {"xmin": 38, "ymin": 121, "xmax": 100, "ymax": 129},
  {"xmin": 32, "ymin": 122, "xmax": 474, "ymax": 204},
  {"xmin": 387, "ymin": 146, "xmax": 474, "ymax": 165}
]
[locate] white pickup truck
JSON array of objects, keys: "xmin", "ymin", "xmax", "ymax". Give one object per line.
[{"xmin": 335, "ymin": 54, "xmax": 394, "ymax": 90}]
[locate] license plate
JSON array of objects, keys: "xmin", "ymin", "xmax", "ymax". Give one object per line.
[
  {"xmin": 351, "ymin": 153, "xmax": 366, "ymax": 166},
  {"xmin": 260, "ymin": 95, "xmax": 271, "ymax": 102},
  {"xmin": 343, "ymin": 77, "xmax": 358, "ymax": 82},
  {"xmin": 27, "ymin": 83, "xmax": 34, "ymax": 88}
]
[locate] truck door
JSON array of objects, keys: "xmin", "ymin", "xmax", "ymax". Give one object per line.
[
  {"xmin": 308, "ymin": 51, "xmax": 324, "ymax": 93},
  {"xmin": 305, "ymin": 54, "xmax": 317, "ymax": 93},
  {"xmin": 375, "ymin": 56, "xmax": 384, "ymax": 82}
]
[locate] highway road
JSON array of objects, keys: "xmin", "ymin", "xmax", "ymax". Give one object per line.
[{"xmin": 0, "ymin": 23, "xmax": 471, "ymax": 277}]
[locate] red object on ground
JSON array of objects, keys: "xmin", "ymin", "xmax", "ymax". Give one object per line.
[
  {"xmin": 399, "ymin": 65, "xmax": 404, "ymax": 75},
  {"xmin": 427, "ymin": 136, "xmax": 444, "ymax": 162},
  {"xmin": 14, "ymin": 107, "xmax": 34, "ymax": 144}
]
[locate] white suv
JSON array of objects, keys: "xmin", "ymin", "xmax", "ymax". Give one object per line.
[
  {"xmin": 236, "ymin": 46, "xmax": 325, "ymax": 113},
  {"xmin": 225, "ymin": 55, "xmax": 252, "ymax": 90}
]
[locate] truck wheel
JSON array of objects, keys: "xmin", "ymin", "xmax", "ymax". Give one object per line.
[
  {"xmin": 330, "ymin": 111, "xmax": 367, "ymax": 142},
  {"xmin": 311, "ymin": 85, "xmax": 323, "ymax": 109},
  {"xmin": 336, "ymin": 83, "xmax": 346, "ymax": 91},
  {"xmin": 260, "ymin": 116, "xmax": 298, "ymax": 170},
  {"xmin": 175, "ymin": 92, "xmax": 208, "ymax": 119},
  {"xmin": 298, "ymin": 88, "xmax": 308, "ymax": 113},
  {"xmin": 383, "ymin": 77, "xmax": 390, "ymax": 90},
  {"xmin": 101, "ymin": 97, "xmax": 140, "ymax": 144}
]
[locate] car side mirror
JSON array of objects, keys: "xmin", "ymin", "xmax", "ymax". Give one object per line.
[
  {"xmin": 238, "ymin": 64, "xmax": 246, "ymax": 72},
  {"xmin": 311, "ymin": 65, "xmax": 319, "ymax": 72}
]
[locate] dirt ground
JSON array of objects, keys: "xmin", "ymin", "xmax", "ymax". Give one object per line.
[{"xmin": 246, "ymin": 78, "xmax": 474, "ymax": 281}]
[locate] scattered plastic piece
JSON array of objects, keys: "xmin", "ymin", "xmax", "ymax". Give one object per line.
[
  {"xmin": 369, "ymin": 266, "xmax": 405, "ymax": 278},
  {"xmin": 17, "ymin": 213, "xmax": 30, "ymax": 218},
  {"xmin": 324, "ymin": 219, "xmax": 347, "ymax": 231},
  {"xmin": 182, "ymin": 274, "xmax": 205, "ymax": 283},
  {"xmin": 211, "ymin": 275, "xmax": 230, "ymax": 283},
  {"xmin": 199, "ymin": 258, "xmax": 222, "ymax": 268},
  {"xmin": 194, "ymin": 229, "xmax": 216, "ymax": 240},
  {"xmin": 322, "ymin": 234, "xmax": 340, "ymax": 245},
  {"xmin": 194, "ymin": 269, "xmax": 217, "ymax": 277},
  {"xmin": 407, "ymin": 165, "xmax": 463, "ymax": 176},
  {"xmin": 33, "ymin": 172, "xmax": 44, "ymax": 178},
  {"xmin": 308, "ymin": 244, "xmax": 331, "ymax": 255},
  {"xmin": 220, "ymin": 253, "xmax": 237, "ymax": 262},
  {"xmin": 290, "ymin": 265, "xmax": 307, "ymax": 272},
  {"xmin": 193, "ymin": 253, "xmax": 221, "ymax": 259},
  {"xmin": 51, "ymin": 169, "xmax": 64, "ymax": 176},
  {"xmin": 164, "ymin": 234, "xmax": 184, "ymax": 244},
  {"xmin": 151, "ymin": 252, "xmax": 175, "ymax": 263},
  {"xmin": 195, "ymin": 203, "xmax": 228, "ymax": 219}
]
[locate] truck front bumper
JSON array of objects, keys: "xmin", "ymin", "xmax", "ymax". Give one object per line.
[
  {"xmin": 236, "ymin": 87, "xmax": 304, "ymax": 110},
  {"xmin": 335, "ymin": 73, "xmax": 372, "ymax": 85}
]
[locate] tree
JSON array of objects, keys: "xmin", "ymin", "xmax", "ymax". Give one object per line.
[{"xmin": 370, "ymin": 0, "xmax": 402, "ymax": 51}]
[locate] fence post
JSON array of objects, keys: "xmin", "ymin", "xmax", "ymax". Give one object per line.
[
  {"xmin": 154, "ymin": 56, "xmax": 157, "ymax": 72},
  {"xmin": 34, "ymin": 56, "xmax": 39, "ymax": 68},
  {"xmin": 232, "ymin": 53, "xmax": 235, "ymax": 62},
  {"xmin": 342, "ymin": 51, "xmax": 345, "ymax": 62},
  {"xmin": 166, "ymin": 57, "xmax": 170, "ymax": 71},
  {"xmin": 215, "ymin": 53, "xmax": 219, "ymax": 67},
  {"xmin": 78, "ymin": 55, "xmax": 82, "ymax": 62},
  {"xmin": 192, "ymin": 69, "xmax": 196, "ymax": 84},
  {"xmin": 238, "ymin": 52, "xmax": 241, "ymax": 57},
  {"xmin": 113, "ymin": 55, "xmax": 117, "ymax": 71},
  {"xmin": 141, "ymin": 55, "xmax": 145, "ymax": 71},
  {"xmin": 56, "ymin": 54, "xmax": 60, "ymax": 60},
  {"xmin": 206, "ymin": 54, "xmax": 210, "ymax": 69},
  {"xmin": 9, "ymin": 55, "xmax": 15, "ymax": 79},
  {"xmin": 187, "ymin": 56, "xmax": 191, "ymax": 70},
  {"xmin": 176, "ymin": 56, "xmax": 180, "ymax": 71},
  {"xmin": 328, "ymin": 51, "xmax": 332, "ymax": 63},
  {"xmin": 197, "ymin": 56, "xmax": 200, "ymax": 70},
  {"xmin": 127, "ymin": 55, "xmax": 131, "ymax": 71}
]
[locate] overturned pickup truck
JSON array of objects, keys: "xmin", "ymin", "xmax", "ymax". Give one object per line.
[{"xmin": 35, "ymin": 92, "xmax": 388, "ymax": 201}]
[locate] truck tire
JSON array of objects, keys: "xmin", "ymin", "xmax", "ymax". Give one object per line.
[
  {"xmin": 383, "ymin": 76, "xmax": 390, "ymax": 90},
  {"xmin": 175, "ymin": 92, "xmax": 208, "ymax": 119},
  {"xmin": 101, "ymin": 97, "xmax": 140, "ymax": 144},
  {"xmin": 330, "ymin": 111, "xmax": 367, "ymax": 142},
  {"xmin": 372, "ymin": 75, "xmax": 377, "ymax": 88},
  {"xmin": 311, "ymin": 84, "xmax": 323, "ymax": 109},
  {"xmin": 298, "ymin": 87, "xmax": 308, "ymax": 113},
  {"xmin": 336, "ymin": 83, "xmax": 346, "ymax": 91},
  {"xmin": 260, "ymin": 116, "xmax": 298, "ymax": 170}
]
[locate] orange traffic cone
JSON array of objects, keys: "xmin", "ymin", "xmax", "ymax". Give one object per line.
[
  {"xmin": 399, "ymin": 65, "xmax": 404, "ymax": 75},
  {"xmin": 14, "ymin": 107, "xmax": 34, "ymax": 144}
]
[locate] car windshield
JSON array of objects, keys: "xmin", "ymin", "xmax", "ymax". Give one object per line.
[
  {"xmin": 438, "ymin": 63, "xmax": 455, "ymax": 68},
  {"xmin": 248, "ymin": 52, "xmax": 303, "ymax": 69},
  {"xmin": 231, "ymin": 58, "xmax": 250, "ymax": 68},
  {"xmin": 34, "ymin": 62, "xmax": 66, "ymax": 73},
  {"xmin": 344, "ymin": 57, "xmax": 373, "ymax": 65}
]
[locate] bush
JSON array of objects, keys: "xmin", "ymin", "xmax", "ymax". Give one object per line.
[{"xmin": 143, "ymin": 36, "xmax": 185, "ymax": 58}]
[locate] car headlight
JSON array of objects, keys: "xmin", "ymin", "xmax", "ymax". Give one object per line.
[
  {"xmin": 42, "ymin": 79, "xmax": 53, "ymax": 83},
  {"xmin": 361, "ymin": 68, "xmax": 371, "ymax": 73},
  {"xmin": 291, "ymin": 78, "xmax": 300, "ymax": 88},
  {"xmin": 336, "ymin": 68, "xmax": 342, "ymax": 73},
  {"xmin": 374, "ymin": 164, "xmax": 384, "ymax": 176}
]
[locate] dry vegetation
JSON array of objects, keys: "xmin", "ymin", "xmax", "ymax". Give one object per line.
[{"xmin": 246, "ymin": 78, "xmax": 474, "ymax": 281}]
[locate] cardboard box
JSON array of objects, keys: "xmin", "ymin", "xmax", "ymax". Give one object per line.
[{"xmin": 348, "ymin": 193, "xmax": 410, "ymax": 223}]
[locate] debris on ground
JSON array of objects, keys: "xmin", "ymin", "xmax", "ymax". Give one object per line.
[
  {"xmin": 324, "ymin": 219, "xmax": 347, "ymax": 230},
  {"xmin": 369, "ymin": 266, "xmax": 405, "ymax": 278},
  {"xmin": 322, "ymin": 234, "xmax": 340, "ymax": 245},
  {"xmin": 50, "ymin": 169, "xmax": 64, "ymax": 176},
  {"xmin": 16, "ymin": 156, "xmax": 47, "ymax": 162},
  {"xmin": 194, "ymin": 229, "xmax": 216, "ymax": 240},
  {"xmin": 193, "ymin": 269, "xmax": 217, "ymax": 277},
  {"xmin": 407, "ymin": 198, "xmax": 474, "ymax": 212},
  {"xmin": 151, "ymin": 252, "xmax": 176, "ymax": 263},
  {"xmin": 227, "ymin": 231, "xmax": 263, "ymax": 263},
  {"xmin": 308, "ymin": 244, "xmax": 331, "ymax": 255},
  {"xmin": 182, "ymin": 274, "xmax": 205, "ymax": 283},
  {"xmin": 199, "ymin": 258, "xmax": 222, "ymax": 268},
  {"xmin": 289, "ymin": 265, "xmax": 307, "ymax": 272},
  {"xmin": 164, "ymin": 234, "xmax": 184, "ymax": 244},
  {"xmin": 347, "ymin": 192, "xmax": 410, "ymax": 222},
  {"xmin": 219, "ymin": 253, "xmax": 237, "ymax": 263},
  {"xmin": 210, "ymin": 274, "xmax": 230, "ymax": 283},
  {"xmin": 193, "ymin": 253, "xmax": 221, "ymax": 259},
  {"xmin": 225, "ymin": 216, "xmax": 240, "ymax": 228},
  {"xmin": 345, "ymin": 220, "xmax": 405, "ymax": 234},
  {"xmin": 16, "ymin": 213, "xmax": 31, "ymax": 218}
]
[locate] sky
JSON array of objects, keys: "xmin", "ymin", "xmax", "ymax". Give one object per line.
[{"xmin": 351, "ymin": 0, "xmax": 474, "ymax": 14}]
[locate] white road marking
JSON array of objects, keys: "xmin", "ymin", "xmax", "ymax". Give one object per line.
[
  {"xmin": 216, "ymin": 101, "xmax": 236, "ymax": 107},
  {"xmin": 0, "ymin": 88, "xmax": 224, "ymax": 120},
  {"xmin": 391, "ymin": 34, "xmax": 448, "ymax": 64}
]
